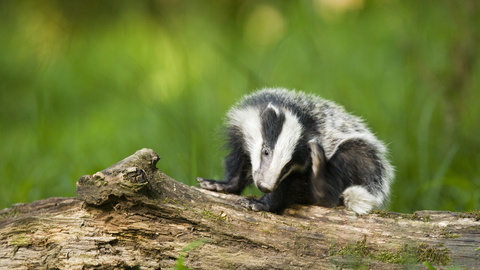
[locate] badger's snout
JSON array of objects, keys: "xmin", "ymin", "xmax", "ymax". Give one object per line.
[
  {"xmin": 257, "ymin": 182, "xmax": 272, "ymax": 193},
  {"xmin": 253, "ymin": 171, "xmax": 277, "ymax": 193},
  {"xmin": 254, "ymin": 170, "xmax": 276, "ymax": 193}
]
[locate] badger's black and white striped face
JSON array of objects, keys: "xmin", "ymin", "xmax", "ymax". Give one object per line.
[{"xmin": 228, "ymin": 103, "xmax": 306, "ymax": 193}]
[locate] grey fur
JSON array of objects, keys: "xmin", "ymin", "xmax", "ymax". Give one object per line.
[{"xmin": 197, "ymin": 88, "xmax": 394, "ymax": 214}]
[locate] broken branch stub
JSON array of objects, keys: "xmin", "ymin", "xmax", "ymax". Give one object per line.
[
  {"xmin": 75, "ymin": 148, "xmax": 240, "ymax": 209},
  {"xmin": 75, "ymin": 148, "xmax": 160, "ymax": 205}
]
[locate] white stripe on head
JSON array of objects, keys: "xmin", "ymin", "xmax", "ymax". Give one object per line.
[
  {"xmin": 266, "ymin": 102, "xmax": 280, "ymax": 116},
  {"xmin": 227, "ymin": 106, "xmax": 263, "ymax": 172},
  {"xmin": 261, "ymin": 109, "xmax": 303, "ymax": 190}
]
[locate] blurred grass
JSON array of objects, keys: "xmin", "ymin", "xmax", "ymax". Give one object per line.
[{"xmin": 0, "ymin": 0, "xmax": 479, "ymax": 213}]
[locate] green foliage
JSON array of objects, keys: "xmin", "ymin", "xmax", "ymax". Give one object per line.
[
  {"xmin": 201, "ymin": 209, "xmax": 230, "ymax": 227},
  {"xmin": 423, "ymin": 261, "xmax": 437, "ymax": 270},
  {"xmin": 8, "ymin": 233, "xmax": 31, "ymax": 247},
  {"xmin": 459, "ymin": 210, "xmax": 480, "ymax": 221},
  {"xmin": 9, "ymin": 233, "xmax": 31, "ymax": 254},
  {"xmin": 0, "ymin": 0, "xmax": 479, "ymax": 213},
  {"xmin": 330, "ymin": 236, "xmax": 451, "ymax": 266},
  {"xmin": 174, "ymin": 239, "xmax": 210, "ymax": 270},
  {"xmin": 416, "ymin": 243, "xmax": 451, "ymax": 267}
]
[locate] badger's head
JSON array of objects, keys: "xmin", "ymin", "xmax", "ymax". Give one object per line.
[{"xmin": 229, "ymin": 103, "xmax": 310, "ymax": 193}]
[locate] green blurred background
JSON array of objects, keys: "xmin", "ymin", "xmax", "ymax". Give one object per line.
[{"xmin": 1, "ymin": 0, "xmax": 479, "ymax": 213}]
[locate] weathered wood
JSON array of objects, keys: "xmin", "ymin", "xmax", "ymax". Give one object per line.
[{"xmin": 0, "ymin": 148, "xmax": 479, "ymax": 269}]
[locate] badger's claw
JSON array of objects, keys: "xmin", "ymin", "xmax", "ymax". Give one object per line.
[
  {"xmin": 196, "ymin": 177, "xmax": 226, "ymax": 192},
  {"xmin": 236, "ymin": 198, "xmax": 268, "ymax": 212}
]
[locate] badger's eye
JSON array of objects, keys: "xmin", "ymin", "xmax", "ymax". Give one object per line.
[{"xmin": 263, "ymin": 149, "xmax": 270, "ymax": 156}]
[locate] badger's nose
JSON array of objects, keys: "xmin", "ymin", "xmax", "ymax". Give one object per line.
[{"xmin": 257, "ymin": 182, "xmax": 272, "ymax": 193}]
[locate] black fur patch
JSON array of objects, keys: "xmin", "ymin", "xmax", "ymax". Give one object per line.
[
  {"xmin": 327, "ymin": 139, "xmax": 385, "ymax": 196},
  {"xmin": 261, "ymin": 105, "xmax": 285, "ymax": 149}
]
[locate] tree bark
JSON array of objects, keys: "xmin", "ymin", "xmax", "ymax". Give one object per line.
[{"xmin": 0, "ymin": 148, "xmax": 479, "ymax": 269}]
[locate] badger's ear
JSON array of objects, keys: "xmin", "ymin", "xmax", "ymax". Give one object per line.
[
  {"xmin": 308, "ymin": 139, "xmax": 327, "ymax": 200},
  {"xmin": 308, "ymin": 139, "xmax": 326, "ymax": 175}
]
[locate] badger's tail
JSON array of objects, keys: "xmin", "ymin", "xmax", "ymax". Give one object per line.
[{"xmin": 341, "ymin": 186, "xmax": 384, "ymax": 215}]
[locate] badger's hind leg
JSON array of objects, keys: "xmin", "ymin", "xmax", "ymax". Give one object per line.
[
  {"xmin": 341, "ymin": 186, "xmax": 380, "ymax": 214},
  {"xmin": 197, "ymin": 150, "xmax": 251, "ymax": 195},
  {"xmin": 325, "ymin": 139, "xmax": 388, "ymax": 214}
]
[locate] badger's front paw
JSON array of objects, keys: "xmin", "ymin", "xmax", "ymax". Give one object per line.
[
  {"xmin": 236, "ymin": 198, "xmax": 269, "ymax": 212},
  {"xmin": 196, "ymin": 177, "xmax": 226, "ymax": 192}
]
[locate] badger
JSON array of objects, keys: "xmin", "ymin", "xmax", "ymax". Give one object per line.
[{"xmin": 197, "ymin": 88, "xmax": 394, "ymax": 214}]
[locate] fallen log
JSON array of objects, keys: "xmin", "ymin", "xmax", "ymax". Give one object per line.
[{"xmin": 0, "ymin": 148, "xmax": 478, "ymax": 269}]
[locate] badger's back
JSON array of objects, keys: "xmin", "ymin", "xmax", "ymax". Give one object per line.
[{"xmin": 228, "ymin": 88, "xmax": 384, "ymax": 158}]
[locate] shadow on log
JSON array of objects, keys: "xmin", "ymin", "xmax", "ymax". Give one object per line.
[{"xmin": 0, "ymin": 148, "xmax": 479, "ymax": 269}]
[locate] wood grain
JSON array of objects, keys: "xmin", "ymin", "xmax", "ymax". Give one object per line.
[{"xmin": 0, "ymin": 149, "xmax": 478, "ymax": 269}]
